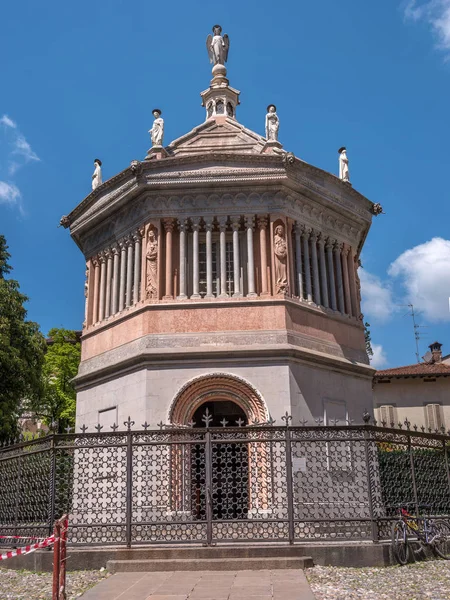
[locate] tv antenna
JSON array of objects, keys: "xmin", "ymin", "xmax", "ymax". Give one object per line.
[{"xmin": 402, "ymin": 303, "xmax": 427, "ymax": 363}]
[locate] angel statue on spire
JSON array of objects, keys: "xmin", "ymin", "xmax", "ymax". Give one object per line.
[{"xmin": 206, "ymin": 25, "xmax": 230, "ymax": 66}]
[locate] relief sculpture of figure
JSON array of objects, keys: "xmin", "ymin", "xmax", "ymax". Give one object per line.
[
  {"xmin": 149, "ymin": 109, "xmax": 164, "ymax": 147},
  {"xmin": 274, "ymin": 224, "xmax": 288, "ymax": 294},
  {"xmin": 146, "ymin": 228, "xmax": 158, "ymax": 299},
  {"xmin": 265, "ymin": 105, "xmax": 279, "ymax": 141},
  {"xmin": 91, "ymin": 158, "xmax": 102, "ymax": 190},
  {"xmin": 338, "ymin": 147, "xmax": 350, "ymax": 183},
  {"xmin": 206, "ymin": 24, "xmax": 230, "ymax": 66},
  {"xmin": 355, "ymin": 258, "xmax": 363, "ymax": 321}
]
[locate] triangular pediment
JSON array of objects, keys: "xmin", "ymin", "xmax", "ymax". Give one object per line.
[{"xmin": 166, "ymin": 118, "xmax": 267, "ymax": 157}]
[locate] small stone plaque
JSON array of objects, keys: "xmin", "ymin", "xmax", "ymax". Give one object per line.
[{"xmin": 292, "ymin": 457, "xmax": 306, "ymax": 472}]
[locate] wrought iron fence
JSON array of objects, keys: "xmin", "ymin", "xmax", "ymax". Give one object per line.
[{"xmin": 1, "ymin": 416, "xmax": 450, "ymax": 546}]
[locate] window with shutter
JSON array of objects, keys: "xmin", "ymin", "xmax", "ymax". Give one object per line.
[
  {"xmin": 379, "ymin": 405, "xmax": 397, "ymax": 426},
  {"xmin": 425, "ymin": 404, "xmax": 444, "ymax": 431}
]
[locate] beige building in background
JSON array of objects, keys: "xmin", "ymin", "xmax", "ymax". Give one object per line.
[{"xmin": 374, "ymin": 342, "xmax": 450, "ymax": 431}]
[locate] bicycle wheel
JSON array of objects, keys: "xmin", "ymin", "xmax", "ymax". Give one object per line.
[
  {"xmin": 430, "ymin": 520, "xmax": 450, "ymax": 560},
  {"xmin": 391, "ymin": 520, "xmax": 409, "ymax": 565}
]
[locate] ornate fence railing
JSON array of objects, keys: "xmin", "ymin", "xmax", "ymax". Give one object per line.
[{"xmin": 1, "ymin": 417, "xmax": 449, "ymax": 546}]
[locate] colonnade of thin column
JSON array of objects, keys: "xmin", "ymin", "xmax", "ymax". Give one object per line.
[
  {"xmin": 88, "ymin": 228, "xmax": 143, "ymax": 326},
  {"xmin": 87, "ymin": 216, "xmax": 361, "ymax": 327},
  {"xmin": 293, "ymin": 222, "xmax": 359, "ymax": 318}
]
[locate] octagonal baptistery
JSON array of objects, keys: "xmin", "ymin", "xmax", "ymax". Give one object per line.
[{"xmin": 62, "ymin": 65, "xmax": 377, "ymax": 432}]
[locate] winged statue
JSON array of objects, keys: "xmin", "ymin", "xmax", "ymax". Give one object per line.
[{"xmin": 206, "ymin": 25, "xmax": 229, "ymax": 66}]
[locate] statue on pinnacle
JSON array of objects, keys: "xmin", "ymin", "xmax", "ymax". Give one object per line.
[{"xmin": 206, "ymin": 25, "xmax": 229, "ymax": 66}]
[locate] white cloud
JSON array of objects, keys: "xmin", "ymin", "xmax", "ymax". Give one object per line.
[
  {"xmin": 370, "ymin": 344, "xmax": 389, "ymax": 369},
  {"xmin": 13, "ymin": 135, "xmax": 40, "ymax": 163},
  {"xmin": 0, "ymin": 181, "xmax": 21, "ymax": 206},
  {"xmin": 0, "ymin": 115, "xmax": 17, "ymax": 129},
  {"xmin": 404, "ymin": 0, "xmax": 450, "ymax": 51},
  {"xmin": 388, "ymin": 237, "xmax": 450, "ymax": 322},
  {"xmin": 359, "ymin": 269, "xmax": 396, "ymax": 323}
]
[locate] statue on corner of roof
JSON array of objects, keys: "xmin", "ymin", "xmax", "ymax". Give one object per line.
[
  {"xmin": 149, "ymin": 109, "xmax": 164, "ymax": 147},
  {"xmin": 265, "ymin": 105, "xmax": 279, "ymax": 141},
  {"xmin": 91, "ymin": 158, "xmax": 102, "ymax": 191},
  {"xmin": 206, "ymin": 25, "xmax": 230, "ymax": 66},
  {"xmin": 338, "ymin": 147, "xmax": 350, "ymax": 183}
]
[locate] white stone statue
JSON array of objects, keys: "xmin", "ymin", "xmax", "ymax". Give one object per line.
[
  {"xmin": 265, "ymin": 105, "xmax": 279, "ymax": 141},
  {"xmin": 274, "ymin": 224, "xmax": 288, "ymax": 294},
  {"xmin": 149, "ymin": 109, "xmax": 164, "ymax": 147},
  {"xmin": 146, "ymin": 228, "xmax": 158, "ymax": 299},
  {"xmin": 338, "ymin": 147, "xmax": 350, "ymax": 183},
  {"xmin": 91, "ymin": 159, "xmax": 102, "ymax": 190},
  {"xmin": 206, "ymin": 25, "xmax": 230, "ymax": 66}
]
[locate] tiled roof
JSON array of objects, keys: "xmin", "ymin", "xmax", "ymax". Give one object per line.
[{"xmin": 375, "ymin": 362, "xmax": 450, "ymax": 378}]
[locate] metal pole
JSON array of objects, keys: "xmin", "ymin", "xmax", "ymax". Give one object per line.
[
  {"xmin": 285, "ymin": 427, "xmax": 295, "ymax": 545},
  {"xmin": 408, "ymin": 435, "xmax": 419, "ymax": 517},
  {"xmin": 48, "ymin": 434, "xmax": 57, "ymax": 537},
  {"xmin": 363, "ymin": 425, "xmax": 378, "ymax": 542},
  {"xmin": 13, "ymin": 456, "xmax": 21, "ymax": 539},
  {"xmin": 205, "ymin": 430, "xmax": 213, "ymax": 546},
  {"xmin": 52, "ymin": 519, "xmax": 61, "ymax": 600},
  {"xmin": 59, "ymin": 516, "xmax": 68, "ymax": 600},
  {"xmin": 443, "ymin": 439, "xmax": 450, "ymax": 504},
  {"xmin": 125, "ymin": 430, "xmax": 133, "ymax": 548}
]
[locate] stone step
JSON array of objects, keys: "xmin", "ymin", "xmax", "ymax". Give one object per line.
[
  {"xmin": 107, "ymin": 556, "xmax": 314, "ymax": 573},
  {"xmin": 102, "ymin": 545, "xmax": 310, "ymax": 560}
]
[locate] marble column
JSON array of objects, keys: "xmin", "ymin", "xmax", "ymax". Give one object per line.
[
  {"xmin": 342, "ymin": 244, "xmax": 352, "ymax": 316},
  {"xmin": 177, "ymin": 219, "xmax": 187, "ymax": 299},
  {"xmin": 92, "ymin": 257, "xmax": 100, "ymax": 324},
  {"xmin": 205, "ymin": 218, "xmax": 214, "ymax": 298},
  {"xmin": 257, "ymin": 215, "xmax": 269, "ymax": 296},
  {"xmin": 310, "ymin": 231, "xmax": 321, "ymax": 306},
  {"xmin": 245, "ymin": 215, "xmax": 256, "ymax": 297},
  {"xmin": 105, "ymin": 249, "xmax": 113, "ymax": 318},
  {"xmin": 163, "ymin": 218, "xmax": 175, "ymax": 300},
  {"xmin": 326, "ymin": 238, "xmax": 337, "ymax": 311},
  {"xmin": 294, "ymin": 222, "xmax": 304, "ymax": 299},
  {"xmin": 99, "ymin": 252, "xmax": 107, "ymax": 321},
  {"xmin": 126, "ymin": 237, "xmax": 134, "ymax": 307},
  {"xmin": 318, "ymin": 234, "xmax": 329, "ymax": 308},
  {"xmin": 231, "ymin": 216, "xmax": 242, "ymax": 297},
  {"xmin": 191, "ymin": 217, "xmax": 201, "ymax": 299},
  {"xmin": 302, "ymin": 227, "xmax": 313, "ymax": 303},
  {"xmin": 334, "ymin": 242, "xmax": 345, "ymax": 313},
  {"xmin": 218, "ymin": 216, "xmax": 228, "ymax": 297},
  {"xmin": 119, "ymin": 239, "xmax": 127, "ymax": 312},
  {"xmin": 112, "ymin": 245, "xmax": 120, "ymax": 315},
  {"xmin": 133, "ymin": 229, "xmax": 142, "ymax": 305}
]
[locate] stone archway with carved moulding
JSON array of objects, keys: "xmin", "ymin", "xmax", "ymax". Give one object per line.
[{"xmin": 169, "ymin": 373, "xmax": 269, "ymax": 426}]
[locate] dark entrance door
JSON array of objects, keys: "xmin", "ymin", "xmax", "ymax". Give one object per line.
[{"xmin": 192, "ymin": 401, "xmax": 249, "ymax": 521}]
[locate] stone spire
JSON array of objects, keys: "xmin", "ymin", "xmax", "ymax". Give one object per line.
[{"xmin": 201, "ymin": 25, "xmax": 240, "ymax": 121}]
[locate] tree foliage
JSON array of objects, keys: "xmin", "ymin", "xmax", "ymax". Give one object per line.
[
  {"xmin": 34, "ymin": 328, "xmax": 81, "ymax": 433},
  {"xmin": 0, "ymin": 235, "xmax": 46, "ymax": 442}
]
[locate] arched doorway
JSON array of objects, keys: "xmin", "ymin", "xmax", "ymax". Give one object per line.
[{"xmin": 191, "ymin": 400, "xmax": 248, "ymax": 520}]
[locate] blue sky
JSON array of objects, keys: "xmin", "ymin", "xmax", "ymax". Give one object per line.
[{"xmin": 2, "ymin": 0, "xmax": 450, "ymax": 368}]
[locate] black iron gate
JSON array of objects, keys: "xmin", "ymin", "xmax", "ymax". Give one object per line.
[{"xmin": 1, "ymin": 418, "xmax": 450, "ymax": 546}]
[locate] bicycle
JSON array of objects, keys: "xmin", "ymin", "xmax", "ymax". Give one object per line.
[{"xmin": 390, "ymin": 503, "xmax": 450, "ymax": 565}]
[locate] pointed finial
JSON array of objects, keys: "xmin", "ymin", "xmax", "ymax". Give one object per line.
[
  {"xmin": 220, "ymin": 418, "xmax": 229, "ymax": 428},
  {"xmin": 124, "ymin": 416, "xmax": 135, "ymax": 431},
  {"xmin": 281, "ymin": 412, "xmax": 293, "ymax": 427},
  {"xmin": 110, "ymin": 423, "xmax": 119, "ymax": 432},
  {"xmin": 95, "ymin": 424, "xmax": 103, "ymax": 433},
  {"xmin": 80, "ymin": 424, "xmax": 88, "ymax": 433},
  {"xmin": 235, "ymin": 418, "xmax": 244, "ymax": 427},
  {"xmin": 202, "ymin": 408, "xmax": 213, "ymax": 428}
]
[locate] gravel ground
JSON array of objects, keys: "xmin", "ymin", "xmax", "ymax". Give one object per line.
[
  {"xmin": 306, "ymin": 561, "xmax": 450, "ymax": 600},
  {"xmin": 0, "ymin": 568, "xmax": 108, "ymax": 600}
]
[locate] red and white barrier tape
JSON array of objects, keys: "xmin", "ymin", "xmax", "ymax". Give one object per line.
[
  {"xmin": 0, "ymin": 534, "xmax": 55, "ymax": 561},
  {"xmin": 0, "ymin": 535, "xmax": 47, "ymax": 541}
]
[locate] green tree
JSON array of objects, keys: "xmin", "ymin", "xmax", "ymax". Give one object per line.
[
  {"xmin": 35, "ymin": 328, "xmax": 81, "ymax": 432},
  {"xmin": 0, "ymin": 235, "xmax": 46, "ymax": 442}
]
